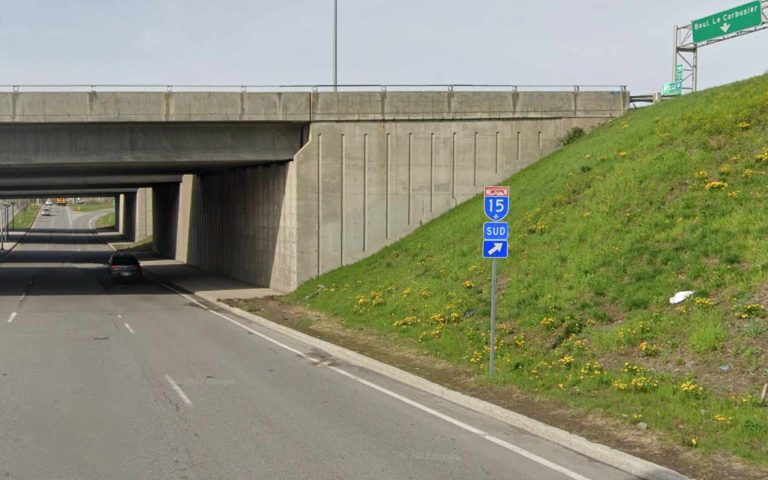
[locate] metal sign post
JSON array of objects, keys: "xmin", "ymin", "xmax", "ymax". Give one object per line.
[
  {"xmin": 490, "ymin": 259, "xmax": 497, "ymax": 373},
  {"xmin": 482, "ymin": 186, "xmax": 509, "ymax": 376}
]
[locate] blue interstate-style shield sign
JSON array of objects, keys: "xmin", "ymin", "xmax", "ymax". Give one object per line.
[
  {"xmin": 484, "ymin": 186, "xmax": 510, "ymax": 221},
  {"xmin": 483, "ymin": 222, "xmax": 508, "ymax": 240}
]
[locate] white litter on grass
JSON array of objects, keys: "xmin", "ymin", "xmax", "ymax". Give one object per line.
[{"xmin": 669, "ymin": 291, "xmax": 695, "ymax": 305}]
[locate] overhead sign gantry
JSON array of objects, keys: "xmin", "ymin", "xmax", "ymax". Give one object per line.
[{"xmin": 671, "ymin": 0, "xmax": 768, "ymax": 94}]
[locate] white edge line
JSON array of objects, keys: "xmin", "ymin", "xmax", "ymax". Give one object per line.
[
  {"xmin": 329, "ymin": 365, "xmax": 593, "ymax": 480},
  {"xmin": 155, "ymin": 279, "xmax": 592, "ymax": 480},
  {"xmin": 155, "ymin": 281, "xmax": 312, "ymax": 359},
  {"xmin": 7, "ymin": 312, "xmax": 17, "ymax": 323},
  {"xmin": 165, "ymin": 374, "xmax": 193, "ymax": 406},
  {"xmin": 124, "ymin": 323, "xmax": 135, "ymax": 334},
  {"xmin": 208, "ymin": 306, "xmax": 309, "ymax": 358}
]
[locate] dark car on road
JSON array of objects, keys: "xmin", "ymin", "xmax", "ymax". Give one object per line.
[{"xmin": 107, "ymin": 253, "xmax": 142, "ymax": 286}]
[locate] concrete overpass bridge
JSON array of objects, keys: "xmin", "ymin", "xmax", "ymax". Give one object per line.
[{"xmin": 0, "ymin": 85, "xmax": 628, "ymax": 291}]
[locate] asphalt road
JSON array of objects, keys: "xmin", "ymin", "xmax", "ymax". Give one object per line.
[{"xmin": 0, "ymin": 205, "xmax": 643, "ymax": 480}]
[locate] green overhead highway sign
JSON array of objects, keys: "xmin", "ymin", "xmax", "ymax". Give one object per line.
[{"xmin": 692, "ymin": 1, "xmax": 763, "ymax": 43}]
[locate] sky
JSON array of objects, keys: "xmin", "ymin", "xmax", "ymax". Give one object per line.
[{"xmin": 0, "ymin": 0, "xmax": 766, "ymax": 94}]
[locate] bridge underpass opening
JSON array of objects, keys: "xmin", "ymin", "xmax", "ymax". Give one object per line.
[
  {"xmin": 0, "ymin": 119, "xmax": 304, "ymax": 289},
  {"xmin": 0, "ymin": 198, "xmax": 183, "ymax": 302}
]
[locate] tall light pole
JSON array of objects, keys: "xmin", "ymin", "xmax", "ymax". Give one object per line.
[{"xmin": 333, "ymin": 0, "xmax": 338, "ymax": 91}]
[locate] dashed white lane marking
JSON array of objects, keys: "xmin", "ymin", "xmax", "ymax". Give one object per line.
[
  {"xmin": 165, "ymin": 375, "xmax": 193, "ymax": 406},
  {"xmin": 124, "ymin": 323, "xmax": 135, "ymax": 334},
  {"xmin": 7, "ymin": 312, "xmax": 17, "ymax": 323},
  {"xmin": 155, "ymin": 280, "xmax": 593, "ymax": 480}
]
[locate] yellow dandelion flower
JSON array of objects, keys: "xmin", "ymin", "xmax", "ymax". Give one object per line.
[{"xmin": 704, "ymin": 180, "xmax": 727, "ymax": 191}]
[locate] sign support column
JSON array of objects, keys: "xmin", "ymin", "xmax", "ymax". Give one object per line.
[{"xmin": 489, "ymin": 258, "xmax": 497, "ymax": 374}]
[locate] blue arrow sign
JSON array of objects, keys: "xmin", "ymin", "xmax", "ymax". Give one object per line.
[
  {"xmin": 483, "ymin": 222, "xmax": 508, "ymax": 240},
  {"xmin": 483, "ymin": 240, "xmax": 508, "ymax": 259},
  {"xmin": 484, "ymin": 186, "xmax": 510, "ymax": 221}
]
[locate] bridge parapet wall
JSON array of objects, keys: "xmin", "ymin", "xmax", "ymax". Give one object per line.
[{"xmin": 0, "ymin": 90, "xmax": 627, "ymax": 123}]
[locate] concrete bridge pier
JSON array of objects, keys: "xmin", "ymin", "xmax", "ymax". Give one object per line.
[
  {"xmin": 114, "ymin": 195, "xmax": 121, "ymax": 236},
  {"xmin": 118, "ymin": 192, "xmax": 137, "ymax": 241}
]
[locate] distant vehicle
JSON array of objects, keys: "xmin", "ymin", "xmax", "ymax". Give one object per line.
[
  {"xmin": 44, "ymin": 200, "xmax": 53, "ymax": 206},
  {"xmin": 56, "ymin": 198, "xmax": 67, "ymax": 206},
  {"xmin": 107, "ymin": 253, "xmax": 142, "ymax": 286},
  {"xmin": 41, "ymin": 208, "xmax": 50, "ymax": 216},
  {"xmin": 76, "ymin": 198, "xmax": 85, "ymax": 204}
]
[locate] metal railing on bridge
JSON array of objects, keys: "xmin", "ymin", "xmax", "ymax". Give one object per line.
[{"xmin": 0, "ymin": 83, "xmax": 628, "ymax": 93}]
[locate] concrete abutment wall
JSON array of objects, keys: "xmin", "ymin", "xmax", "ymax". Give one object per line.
[
  {"xmin": 188, "ymin": 164, "xmax": 296, "ymax": 289},
  {"xmin": 152, "ymin": 183, "xmax": 180, "ymax": 258},
  {"xmin": 151, "ymin": 165, "xmax": 297, "ymax": 290},
  {"xmin": 293, "ymin": 115, "xmax": 609, "ymax": 289}
]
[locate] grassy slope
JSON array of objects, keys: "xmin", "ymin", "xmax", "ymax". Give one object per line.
[
  {"xmin": 289, "ymin": 75, "xmax": 768, "ymax": 464},
  {"xmin": 72, "ymin": 200, "xmax": 114, "ymax": 212},
  {"xmin": 12, "ymin": 204, "xmax": 41, "ymax": 230},
  {"xmin": 95, "ymin": 212, "xmax": 115, "ymax": 228}
]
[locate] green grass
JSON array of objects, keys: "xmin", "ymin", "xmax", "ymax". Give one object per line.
[
  {"xmin": 689, "ymin": 318, "xmax": 728, "ymax": 353},
  {"xmin": 95, "ymin": 212, "xmax": 115, "ymax": 228},
  {"xmin": 11, "ymin": 204, "xmax": 41, "ymax": 230},
  {"xmin": 288, "ymin": 74, "xmax": 768, "ymax": 464},
  {"xmin": 71, "ymin": 200, "xmax": 114, "ymax": 212}
]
